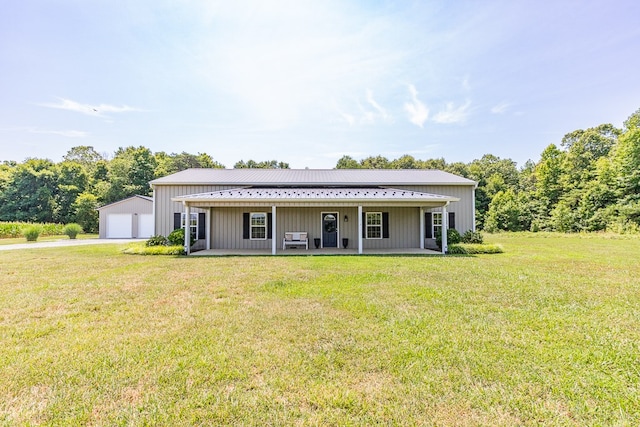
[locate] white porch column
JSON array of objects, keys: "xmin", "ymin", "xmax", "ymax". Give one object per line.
[
  {"xmin": 441, "ymin": 204, "xmax": 448, "ymax": 254},
  {"xmin": 205, "ymin": 208, "xmax": 211, "ymax": 250},
  {"xmin": 357, "ymin": 205, "xmax": 363, "ymax": 254},
  {"xmin": 184, "ymin": 203, "xmax": 191, "ymax": 255},
  {"xmin": 419, "ymin": 207, "xmax": 425, "ymax": 250},
  {"xmin": 272, "ymin": 205, "xmax": 277, "ymax": 255}
]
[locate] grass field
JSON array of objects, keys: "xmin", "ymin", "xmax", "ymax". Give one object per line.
[
  {"xmin": 1, "ymin": 234, "xmax": 639, "ymax": 425},
  {"xmin": 0, "ymin": 234, "xmax": 99, "ymax": 246}
]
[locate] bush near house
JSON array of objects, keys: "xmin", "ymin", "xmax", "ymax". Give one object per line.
[
  {"xmin": 146, "ymin": 235, "xmax": 169, "ymax": 247},
  {"xmin": 63, "ymin": 223, "xmax": 83, "ymax": 239},
  {"xmin": 461, "ymin": 230, "xmax": 484, "ymax": 244},
  {"xmin": 168, "ymin": 228, "xmax": 193, "ymax": 247},
  {"xmin": 22, "ymin": 225, "xmax": 42, "ymax": 241}
]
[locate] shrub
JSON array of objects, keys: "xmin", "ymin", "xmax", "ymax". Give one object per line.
[
  {"xmin": 63, "ymin": 223, "xmax": 83, "ymax": 239},
  {"xmin": 461, "ymin": 230, "xmax": 484, "ymax": 244},
  {"xmin": 0, "ymin": 222, "xmax": 65, "ymax": 238},
  {"xmin": 448, "ymin": 243, "xmax": 504, "ymax": 254},
  {"xmin": 123, "ymin": 244, "xmax": 185, "ymax": 255},
  {"xmin": 23, "ymin": 225, "xmax": 42, "ymax": 242},
  {"xmin": 146, "ymin": 235, "xmax": 169, "ymax": 247},
  {"xmin": 436, "ymin": 228, "xmax": 462, "ymax": 248},
  {"xmin": 168, "ymin": 228, "xmax": 194, "ymax": 247}
]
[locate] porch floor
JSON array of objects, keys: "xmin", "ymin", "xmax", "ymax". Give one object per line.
[{"xmin": 191, "ymin": 247, "xmax": 443, "ymax": 256}]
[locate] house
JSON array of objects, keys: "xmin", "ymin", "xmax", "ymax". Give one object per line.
[
  {"xmin": 149, "ymin": 169, "xmax": 477, "ymax": 255},
  {"xmin": 97, "ymin": 195, "xmax": 154, "ymax": 239}
]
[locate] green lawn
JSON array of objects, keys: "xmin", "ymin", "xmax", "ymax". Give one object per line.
[
  {"xmin": 1, "ymin": 234, "xmax": 639, "ymax": 425},
  {"xmin": 0, "ymin": 234, "xmax": 99, "ymax": 246}
]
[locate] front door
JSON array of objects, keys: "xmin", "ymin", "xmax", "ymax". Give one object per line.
[{"xmin": 322, "ymin": 213, "xmax": 338, "ymax": 248}]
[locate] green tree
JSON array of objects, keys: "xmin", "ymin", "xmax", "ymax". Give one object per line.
[
  {"xmin": 55, "ymin": 161, "xmax": 89, "ymax": 223},
  {"xmin": 484, "ymin": 189, "xmax": 530, "ymax": 232},
  {"xmin": 335, "ymin": 155, "xmax": 361, "ymax": 169},
  {"xmin": 234, "ymin": 160, "xmax": 289, "ymax": 169},
  {"xmin": 468, "ymin": 154, "xmax": 520, "ymax": 228},
  {"xmin": 360, "ymin": 155, "xmax": 390, "ymax": 169},
  {"xmin": 390, "ymin": 155, "xmax": 418, "ymax": 169},
  {"xmin": 105, "ymin": 146, "xmax": 156, "ymax": 203},
  {"xmin": 0, "ymin": 159, "xmax": 57, "ymax": 222},
  {"xmin": 72, "ymin": 192, "xmax": 99, "ymax": 233}
]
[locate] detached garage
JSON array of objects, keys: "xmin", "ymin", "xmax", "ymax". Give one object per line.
[{"xmin": 97, "ymin": 195, "xmax": 154, "ymax": 239}]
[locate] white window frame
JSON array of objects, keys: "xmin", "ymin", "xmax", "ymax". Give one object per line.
[
  {"xmin": 432, "ymin": 212, "xmax": 443, "ymax": 238},
  {"xmin": 181, "ymin": 212, "xmax": 198, "ymax": 240},
  {"xmin": 250, "ymin": 212, "xmax": 267, "ymax": 240},
  {"xmin": 366, "ymin": 212, "xmax": 383, "ymax": 239}
]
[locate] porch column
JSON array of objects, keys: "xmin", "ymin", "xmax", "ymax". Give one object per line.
[
  {"xmin": 357, "ymin": 205, "xmax": 363, "ymax": 254},
  {"xmin": 271, "ymin": 205, "xmax": 277, "ymax": 255},
  {"xmin": 441, "ymin": 204, "xmax": 448, "ymax": 254},
  {"xmin": 205, "ymin": 208, "xmax": 211, "ymax": 250},
  {"xmin": 419, "ymin": 207, "xmax": 425, "ymax": 250},
  {"xmin": 184, "ymin": 203, "xmax": 191, "ymax": 255}
]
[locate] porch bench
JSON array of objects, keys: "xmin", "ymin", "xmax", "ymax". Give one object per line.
[{"xmin": 282, "ymin": 232, "xmax": 308, "ymax": 250}]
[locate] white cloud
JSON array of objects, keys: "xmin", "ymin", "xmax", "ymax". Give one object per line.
[
  {"xmin": 433, "ymin": 100, "xmax": 471, "ymax": 124},
  {"xmin": 366, "ymin": 89, "xmax": 392, "ymax": 122},
  {"xmin": 29, "ymin": 129, "xmax": 88, "ymax": 137},
  {"xmin": 491, "ymin": 102, "xmax": 510, "ymax": 114},
  {"xmin": 404, "ymin": 84, "xmax": 429, "ymax": 128},
  {"xmin": 39, "ymin": 98, "xmax": 142, "ymax": 117}
]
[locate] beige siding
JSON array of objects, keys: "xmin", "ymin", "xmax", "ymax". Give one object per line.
[
  {"xmin": 361, "ymin": 207, "xmax": 420, "ymax": 249},
  {"xmin": 390, "ymin": 184, "xmax": 475, "ymax": 233},
  {"xmin": 153, "ymin": 184, "xmax": 239, "ymax": 237},
  {"xmin": 209, "ymin": 206, "xmax": 421, "ymax": 250},
  {"xmin": 98, "ymin": 197, "xmax": 153, "ymax": 238}
]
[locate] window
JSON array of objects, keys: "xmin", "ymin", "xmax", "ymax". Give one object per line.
[
  {"xmin": 366, "ymin": 212, "xmax": 382, "ymax": 239},
  {"xmin": 432, "ymin": 212, "xmax": 442, "ymax": 238},
  {"xmin": 250, "ymin": 212, "xmax": 267, "ymax": 240},
  {"xmin": 181, "ymin": 212, "xmax": 198, "ymax": 240}
]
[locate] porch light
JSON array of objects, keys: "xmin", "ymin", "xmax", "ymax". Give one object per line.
[{"xmin": 344, "ymin": 215, "xmax": 349, "ymax": 222}]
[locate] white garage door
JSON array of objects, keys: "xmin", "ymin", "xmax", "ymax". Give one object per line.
[
  {"xmin": 107, "ymin": 214, "xmax": 132, "ymax": 238},
  {"xmin": 137, "ymin": 214, "xmax": 154, "ymax": 238}
]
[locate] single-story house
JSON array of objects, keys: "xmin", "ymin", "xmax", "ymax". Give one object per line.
[
  {"xmin": 97, "ymin": 195, "xmax": 154, "ymax": 239},
  {"xmin": 149, "ymin": 169, "xmax": 477, "ymax": 255}
]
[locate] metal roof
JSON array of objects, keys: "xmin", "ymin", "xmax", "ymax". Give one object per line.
[
  {"xmin": 172, "ymin": 187, "xmax": 459, "ymax": 204},
  {"xmin": 151, "ymin": 168, "xmax": 476, "ymax": 186},
  {"xmin": 96, "ymin": 194, "xmax": 153, "ymax": 210}
]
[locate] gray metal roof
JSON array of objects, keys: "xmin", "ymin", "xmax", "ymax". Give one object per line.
[
  {"xmin": 151, "ymin": 168, "xmax": 476, "ymax": 186},
  {"xmin": 96, "ymin": 194, "xmax": 153, "ymax": 210},
  {"xmin": 172, "ymin": 187, "xmax": 459, "ymax": 203}
]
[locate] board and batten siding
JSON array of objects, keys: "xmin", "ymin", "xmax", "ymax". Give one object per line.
[
  {"xmin": 153, "ymin": 184, "xmax": 240, "ymax": 237},
  {"xmin": 98, "ymin": 197, "xmax": 153, "ymax": 238},
  {"xmin": 209, "ymin": 206, "xmax": 421, "ymax": 250},
  {"xmin": 389, "ymin": 184, "xmax": 475, "ymax": 233}
]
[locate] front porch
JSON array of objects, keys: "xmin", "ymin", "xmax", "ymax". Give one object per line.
[
  {"xmin": 173, "ymin": 187, "xmax": 460, "ymax": 256},
  {"xmin": 191, "ymin": 247, "xmax": 443, "ymax": 256}
]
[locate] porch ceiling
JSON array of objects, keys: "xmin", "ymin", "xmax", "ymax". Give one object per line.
[{"xmin": 172, "ymin": 187, "xmax": 459, "ymax": 207}]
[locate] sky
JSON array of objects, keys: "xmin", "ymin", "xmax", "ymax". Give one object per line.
[{"xmin": 1, "ymin": 0, "xmax": 639, "ymax": 169}]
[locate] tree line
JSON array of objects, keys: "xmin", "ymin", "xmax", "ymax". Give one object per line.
[{"xmin": 1, "ymin": 108, "xmax": 638, "ymax": 234}]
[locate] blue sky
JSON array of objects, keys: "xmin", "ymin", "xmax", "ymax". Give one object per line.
[{"xmin": 1, "ymin": 0, "xmax": 639, "ymax": 168}]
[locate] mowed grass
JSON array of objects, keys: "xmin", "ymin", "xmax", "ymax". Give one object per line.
[{"xmin": 1, "ymin": 234, "xmax": 639, "ymax": 425}]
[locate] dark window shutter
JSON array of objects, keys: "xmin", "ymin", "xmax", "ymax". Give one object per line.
[
  {"xmin": 425, "ymin": 213, "xmax": 432, "ymax": 238},
  {"xmin": 362, "ymin": 212, "xmax": 366, "ymax": 237},
  {"xmin": 267, "ymin": 213, "xmax": 273, "ymax": 239},
  {"xmin": 243, "ymin": 213, "xmax": 250, "ymax": 239},
  {"xmin": 173, "ymin": 213, "xmax": 181, "ymax": 230},
  {"xmin": 382, "ymin": 212, "xmax": 389, "ymax": 238},
  {"xmin": 448, "ymin": 212, "xmax": 456, "ymax": 229},
  {"xmin": 198, "ymin": 212, "xmax": 205, "ymax": 239}
]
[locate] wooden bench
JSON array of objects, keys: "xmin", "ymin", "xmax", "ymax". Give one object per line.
[{"xmin": 282, "ymin": 232, "xmax": 308, "ymax": 250}]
